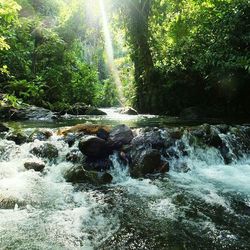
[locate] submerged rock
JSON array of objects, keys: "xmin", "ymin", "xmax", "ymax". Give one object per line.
[
  {"xmin": 109, "ymin": 124, "xmax": 134, "ymax": 148},
  {"xmin": 78, "ymin": 136, "xmax": 111, "ymax": 158},
  {"xmin": 24, "ymin": 161, "xmax": 45, "ymax": 172},
  {"xmin": 64, "ymin": 166, "xmax": 112, "ymax": 185},
  {"xmin": 30, "ymin": 143, "xmax": 59, "ymax": 160},
  {"xmin": 85, "ymin": 157, "xmax": 113, "ymax": 171}
]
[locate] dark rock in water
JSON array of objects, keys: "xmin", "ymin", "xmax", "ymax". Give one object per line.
[
  {"xmin": 120, "ymin": 107, "xmax": 138, "ymax": 115},
  {"xmin": 131, "ymin": 149, "xmax": 162, "ymax": 177},
  {"xmin": 169, "ymin": 128, "xmax": 183, "ymax": 140},
  {"xmin": 220, "ymin": 145, "xmax": 234, "ymax": 164},
  {"xmin": 109, "ymin": 124, "xmax": 133, "ymax": 148},
  {"xmin": 79, "ymin": 136, "xmax": 111, "ymax": 158},
  {"xmin": 64, "ymin": 103, "xmax": 107, "ymax": 115},
  {"xmin": 131, "ymin": 129, "xmax": 166, "ymax": 150},
  {"xmin": 62, "ymin": 103, "xmax": 88, "ymax": 115},
  {"xmin": 0, "ymin": 123, "xmax": 9, "ymax": 132},
  {"xmin": 30, "ymin": 143, "xmax": 59, "ymax": 160},
  {"xmin": 216, "ymin": 124, "xmax": 229, "ymax": 134},
  {"xmin": 66, "ymin": 149, "xmax": 85, "ymax": 163},
  {"xmin": 63, "ymin": 133, "xmax": 80, "ymax": 147},
  {"xmin": 64, "ymin": 166, "xmax": 112, "ymax": 185},
  {"xmin": 85, "ymin": 107, "xmax": 107, "ymax": 115},
  {"xmin": 24, "ymin": 161, "xmax": 45, "ymax": 172},
  {"xmin": 0, "ymin": 102, "xmax": 57, "ymax": 121},
  {"xmin": 159, "ymin": 161, "xmax": 170, "ymax": 173},
  {"xmin": 97, "ymin": 128, "xmax": 109, "ymax": 140},
  {"xmin": 11, "ymin": 106, "xmax": 56, "ymax": 120},
  {"xmin": 6, "ymin": 132, "xmax": 27, "ymax": 145},
  {"xmin": 85, "ymin": 157, "xmax": 113, "ymax": 171}
]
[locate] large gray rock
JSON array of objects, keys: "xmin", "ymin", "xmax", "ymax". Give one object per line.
[
  {"xmin": 30, "ymin": 143, "xmax": 59, "ymax": 160},
  {"xmin": 131, "ymin": 149, "xmax": 162, "ymax": 177},
  {"xmin": 109, "ymin": 125, "xmax": 133, "ymax": 148},
  {"xmin": 131, "ymin": 129, "xmax": 166, "ymax": 150},
  {"xmin": 24, "ymin": 161, "xmax": 45, "ymax": 172},
  {"xmin": 78, "ymin": 136, "xmax": 111, "ymax": 158},
  {"xmin": 0, "ymin": 103, "xmax": 57, "ymax": 121},
  {"xmin": 64, "ymin": 166, "xmax": 112, "ymax": 185}
]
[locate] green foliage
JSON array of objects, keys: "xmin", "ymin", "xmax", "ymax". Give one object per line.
[
  {"xmin": 0, "ymin": 93, "xmax": 23, "ymax": 108},
  {"xmin": 0, "ymin": 0, "xmax": 21, "ymax": 73},
  {"xmin": 0, "ymin": 0, "xmax": 119, "ymax": 109},
  {"xmin": 95, "ymin": 78, "xmax": 119, "ymax": 107}
]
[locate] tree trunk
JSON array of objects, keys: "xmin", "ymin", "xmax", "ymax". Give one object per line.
[{"xmin": 126, "ymin": 0, "xmax": 154, "ymax": 113}]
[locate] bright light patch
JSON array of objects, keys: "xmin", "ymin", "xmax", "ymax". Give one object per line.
[{"xmin": 99, "ymin": 0, "xmax": 126, "ymax": 105}]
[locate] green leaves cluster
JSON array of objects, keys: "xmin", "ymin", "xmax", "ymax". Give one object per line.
[
  {"xmin": 0, "ymin": 0, "xmax": 119, "ymax": 109},
  {"xmin": 146, "ymin": 0, "xmax": 250, "ymax": 115}
]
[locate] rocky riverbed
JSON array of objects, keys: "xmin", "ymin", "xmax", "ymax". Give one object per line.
[{"xmin": 1, "ymin": 120, "xmax": 250, "ymax": 249}]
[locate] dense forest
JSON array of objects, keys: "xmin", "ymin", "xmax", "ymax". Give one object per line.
[{"xmin": 0, "ymin": 0, "xmax": 249, "ymax": 117}]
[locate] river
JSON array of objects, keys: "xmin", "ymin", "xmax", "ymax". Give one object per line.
[{"xmin": 0, "ymin": 109, "xmax": 249, "ymax": 249}]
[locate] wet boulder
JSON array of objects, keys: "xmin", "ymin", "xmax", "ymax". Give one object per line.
[
  {"xmin": 130, "ymin": 149, "xmax": 163, "ymax": 177},
  {"xmin": 6, "ymin": 132, "xmax": 27, "ymax": 145},
  {"xmin": 63, "ymin": 133, "xmax": 81, "ymax": 147},
  {"xmin": 120, "ymin": 107, "xmax": 138, "ymax": 115},
  {"xmin": 24, "ymin": 161, "xmax": 45, "ymax": 172},
  {"xmin": 30, "ymin": 143, "xmax": 59, "ymax": 160},
  {"xmin": 131, "ymin": 129, "xmax": 166, "ymax": 150},
  {"xmin": 63, "ymin": 103, "xmax": 88, "ymax": 115},
  {"xmin": 58, "ymin": 124, "xmax": 111, "ymax": 136},
  {"xmin": 79, "ymin": 136, "xmax": 111, "ymax": 158},
  {"xmin": 0, "ymin": 123, "xmax": 9, "ymax": 132},
  {"xmin": 109, "ymin": 124, "xmax": 133, "ymax": 148},
  {"xmin": 63, "ymin": 103, "xmax": 107, "ymax": 116},
  {"xmin": 66, "ymin": 149, "xmax": 85, "ymax": 163},
  {"xmin": 97, "ymin": 128, "xmax": 109, "ymax": 140},
  {"xmin": 85, "ymin": 107, "xmax": 107, "ymax": 115},
  {"xmin": 64, "ymin": 166, "xmax": 112, "ymax": 185}
]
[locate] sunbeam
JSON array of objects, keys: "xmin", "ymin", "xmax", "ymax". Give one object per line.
[{"xmin": 98, "ymin": 0, "xmax": 126, "ymax": 106}]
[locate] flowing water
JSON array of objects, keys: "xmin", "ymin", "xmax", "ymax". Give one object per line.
[{"xmin": 0, "ymin": 110, "xmax": 250, "ymax": 249}]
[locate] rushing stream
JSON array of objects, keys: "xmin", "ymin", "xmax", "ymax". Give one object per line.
[{"xmin": 0, "ymin": 109, "xmax": 250, "ymax": 250}]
